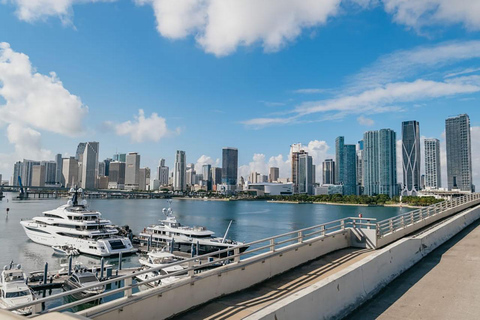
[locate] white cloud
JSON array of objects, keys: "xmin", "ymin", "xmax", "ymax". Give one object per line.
[
  {"xmin": 0, "ymin": 42, "xmax": 88, "ymax": 135},
  {"xmin": 382, "ymin": 0, "xmax": 480, "ymax": 32},
  {"xmin": 357, "ymin": 115, "xmax": 374, "ymax": 126},
  {"xmin": 194, "ymin": 155, "xmax": 219, "ymax": 173},
  {"xmin": 114, "ymin": 109, "xmax": 173, "ymax": 143},
  {"xmin": 0, "ymin": 42, "xmax": 87, "ymax": 176},
  {"xmin": 238, "ymin": 140, "xmax": 332, "ymax": 184},
  {"xmin": 6, "ymin": 0, "xmax": 116, "ymax": 23},
  {"xmin": 293, "ymin": 88, "xmax": 329, "ymax": 94},
  {"xmin": 136, "ymin": 0, "xmax": 341, "ymax": 56},
  {"xmin": 245, "ymin": 78, "xmax": 480, "ymax": 127}
]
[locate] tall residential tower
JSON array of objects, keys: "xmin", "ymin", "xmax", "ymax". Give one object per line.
[{"xmin": 446, "ymin": 114, "xmax": 472, "ymax": 191}]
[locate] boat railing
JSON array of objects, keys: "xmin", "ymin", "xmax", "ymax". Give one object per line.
[{"xmin": 8, "ymin": 216, "xmax": 376, "ymax": 316}]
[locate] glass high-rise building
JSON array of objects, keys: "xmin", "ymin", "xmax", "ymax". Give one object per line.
[
  {"xmin": 322, "ymin": 159, "xmax": 335, "ymax": 185},
  {"xmin": 401, "ymin": 121, "xmax": 421, "ymax": 196},
  {"xmin": 174, "ymin": 150, "xmax": 187, "ymax": 191},
  {"xmin": 55, "ymin": 153, "xmax": 63, "ymax": 185},
  {"xmin": 222, "ymin": 147, "xmax": 238, "ymax": 187},
  {"xmin": 335, "ymin": 136, "xmax": 344, "ymax": 185},
  {"xmin": 446, "ymin": 114, "xmax": 472, "ymax": 191},
  {"xmin": 125, "ymin": 152, "xmax": 140, "ymax": 190},
  {"xmin": 424, "ymin": 138, "xmax": 441, "ymax": 189},
  {"xmin": 81, "ymin": 142, "xmax": 99, "ymax": 189},
  {"xmin": 297, "ymin": 153, "xmax": 315, "ymax": 195},
  {"xmin": 363, "ymin": 129, "xmax": 398, "ymax": 197},
  {"xmin": 343, "ymin": 144, "xmax": 357, "ymax": 195}
]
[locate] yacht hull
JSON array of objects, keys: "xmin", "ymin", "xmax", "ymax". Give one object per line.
[{"xmin": 21, "ymin": 221, "xmax": 137, "ymax": 257}]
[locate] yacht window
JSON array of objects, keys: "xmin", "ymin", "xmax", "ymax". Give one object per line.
[
  {"xmin": 6, "ymin": 291, "xmax": 30, "ymax": 298},
  {"xmin": 78, "ymin": 275, "xmax": 98, "ymax": 283},
  {"xmin": 5, "ymin": 273, "xmax": 24, "ymax": 282}
]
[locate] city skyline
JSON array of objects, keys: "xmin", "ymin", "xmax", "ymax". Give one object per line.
[{"xmin": 2, "ymin": 2, "xmax": 480, "ymax": 187}]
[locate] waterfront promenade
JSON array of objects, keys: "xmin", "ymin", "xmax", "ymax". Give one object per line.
[{"xmin": 348, "ymin": 218, "xmax": 480, "ymax": 320}]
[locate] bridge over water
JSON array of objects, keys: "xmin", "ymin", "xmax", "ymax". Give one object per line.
[{"xmin": 4, "ymin": 193, "xmax": 480, "ymax": 320}]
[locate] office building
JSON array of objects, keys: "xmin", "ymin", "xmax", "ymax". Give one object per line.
[
  {"xmin": 113, "ymin": 153, "xmax": 126, "ymax": 163},
  {"xmin": 291, "ymin": 143, "xmax": 309, "ymax": 194},
  {"xmin": 125, "ymin": 152, "xmax": 140, "ymax": 190},
  {"xmin": 269, "ymin": 167, "xmax": 279, "ymax": 183},
  {"xmin": 157, "ymin": 159, "xmax": 169, "ymax": 186},
  {"xmin": 212, "ymin": 167, "xmax": 222, "ymax": 186},
  {"xmin": 31, "ymin": 165, "xmax": 46, "ymax": 187},
  {"xmin": 363, "ymin": 129, "xmax": 398, "ymax": 197},
  {"xmin": 174, "ymin": 151, "xmax": 187, "ymax": 191},
  {"xmin": 335, "ymin": 136, "xmax": 345, "ymax": 184},
  {"xmin": 108, "ymin": 161, "xmax": 126, "ymax": 189},
  {"xmin": 41, "ymin": 161, "xmax": 57, "ymax": 185},
  {"xmin": 222, "ymin": 147, "xmax": 238, "ymax": 188},
  {"xmin": 202, "ymin": 164, "xmax": 212, "ymax": 190},
  {"xmin": 75, "ymin": 143, "xmax": 86, "ymax": 162},
  {"xmin": 81, "ymin": 142, "xmax": 99, "ymax": 189},
  {"xmin": 55, "ymin": 153, "xmax": 63, "ymax": 185},
  {"xmin": 401, "ymin": 121, "xmax": 421, "ymax": 196},
  {"xmin": 297, "ymin": 153, "xmax": 315, "ymax": 195},
  {"xmin": 343, "ymin": 144, "xmax": 357, "ymax": 195},
  {"xmin": 62, "ymin": 157, "xmax": 79, "ymax": 188},
  {"xmin": 139, "ymin": 168, "xmax": 147, "ymax": 190},
  {"xmin": 424, "ymin": 138, "xmax": 441, "ymax": 189},
  {"xmin": 356, "ymin": 141, "xmax": 364, "ymax": 189},
  {"xmin": 322, "ymin": 159, "xmax": 335, "ymax": 185},
  {"xmin": 446, "ymin": 114, "xmax": 472, "ymax": 191},
  {"xmin": 186, "ymin": 163, "xmax": 195, "ymax": 187}
]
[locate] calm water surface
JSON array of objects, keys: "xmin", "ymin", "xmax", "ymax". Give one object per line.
[{"xmin": 0, "ymin": 193, "xmax": 413, "ymax": 273}]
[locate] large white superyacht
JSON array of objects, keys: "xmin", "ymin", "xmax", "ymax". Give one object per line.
[
  {"xmin": 20, "ymin": 188, "xmax": 137, "ymax": 257},
  {"xmin": 138, "ymin": 204, "xmax": 248, "ymax": 256}
]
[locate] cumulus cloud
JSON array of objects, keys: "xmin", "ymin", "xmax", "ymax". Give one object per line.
[
  {"xmin": 238, "ymin": 140, "xmax": 333, "ymax": 184},
  {"xmin": 0, "ymin": 42, "xmax": 87, "ymax": 176},
  {"xmin": 194, "ymin": 155, "xmax": 219, "ymax": 173},
  {"xmin": 357, "ymin": 115, "xmax": 374, "ymax": 126},
  {"xmin": 136, "ymin": 0, "xmax": 341, "ymax": 56},
  {"xmin": 0, "ymin": 42, "xmax": 88, "ymax": 135},
  {"xmin": 114, "ymin": 109, "xmax": 174, "ymax": 143}
]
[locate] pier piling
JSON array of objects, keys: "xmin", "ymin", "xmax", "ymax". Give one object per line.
[
  {"xmin": 118, "ymin": 252, "xmax": 123, "ymax": 271},
  {"xmin": 100, "ymin": 258, "xmax": 105, "ymax": 280},
  {"xmin": 43, "ymin": 262, "xmax": 48, "ymax": 285}
]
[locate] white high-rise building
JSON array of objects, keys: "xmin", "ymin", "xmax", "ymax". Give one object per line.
[
  {"xmin": 125, "ymin": 152, "xmax": 140, "ymax": 190},
  {"xmin": 62, "ymin": 157, "xmax": 79, "ymax": 188},
  {"xmin": 424, "ymin": 138, "xmax": 441, "ymax": 189},
  {"xmin": 174, "ymin": 151, "xmax": 186, "ymax": 191}
]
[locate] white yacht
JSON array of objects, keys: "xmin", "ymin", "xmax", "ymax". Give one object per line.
[
  {"xmin": 135, "ymin": 251, "xmax": 187, "ymax": 291},
  {"xmin": 20, "ymin": 188, "xmax": 137, "ymax": 257},
  {"xmin": 0, "ymin": 263, "xmax": 35, "ymax": 316},
  {"xmin": 138, "ymin": 206, "xmax": 248, "ymax": 256}
]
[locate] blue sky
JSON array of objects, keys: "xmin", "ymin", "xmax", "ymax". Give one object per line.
[{"xmin": 1, "ymin": 0, "xmax": 480, "ymax": 186}]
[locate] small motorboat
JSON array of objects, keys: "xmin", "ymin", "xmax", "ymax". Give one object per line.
[
  {"xmin": 0, "ymin": 263, "xmax": 35, "ymax": 315},
  {"xmin": 52, "ymin": 245, "xmax": 80, "ymax": 256},
  {"xmin": 63, "ymin": 272, "xmax": 105, "ymax": 300}
]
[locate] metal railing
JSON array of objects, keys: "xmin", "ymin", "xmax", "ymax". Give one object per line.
[
  {"xmin": 9, "ymin": 217, "xmax": 375, "ymax": 316},
  {"xmin": 376, "ymin": 193, "xmax": 480, "ymax": 238}
]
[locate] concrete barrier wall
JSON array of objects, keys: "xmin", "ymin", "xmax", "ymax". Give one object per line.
[
  {"xmin": 79, "ymin": 230, "xmax": 351, "ymax": 320},
  {"xmin": 247, "ymin": 204, "xmax": 480, "ymax": 320},
  {"xmin": 377, "ymin": 199, "xmax": 480, "ymax": 248}
]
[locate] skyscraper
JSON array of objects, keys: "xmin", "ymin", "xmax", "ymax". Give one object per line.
[
  {"xmin": 269, "ymin": 167, "xmax": 279, "ymax": 183},
  {"xmin": 186, "ymin": 163, "xmax": 195, "ymax": 187},
  {"xmin": 222, "ymin": 147, "xmax": 238, "ymax": 187},
  {"xmin": 113, "ymin": 153, "xmax": 126, "ymax": 162},
  {"xmin": 55, "ymin": 153, "xmax": 63, "ymax": 185},
  {"xmin": 211, "ymin": 167, "xmax": 222, "ymax": 186},
  {"xmin": 125, "ymin": 152, "xmax": 140, "ymax": 190},
  {"xmin": 41, "ymin": 161, "xmax": 57, "ymax": 185},
  {"xmin": 297, "ymin": 153, "xmax": 315, "ymax": 194},
  {"xmin": 76, "ymin": 143, "xmax": 86, "ymax": 162},
  {"xmin": 291, "ymin": 143, "xmax": 308, "ymax": 193},
  {"xmin": 322, "ymin": 159, "xmax": 335, "ymax": 185},
  {"xmin": 363, "ymin": 129, "xmax": 398, "ymax": 197},
  {"xmin": 401, "ymin": 121, "xmax": 421, "ymax": 196},
  {"xmin": 202, "ymin": 164, "xmax": 212, "ymax": 190},
  {"xmin": 174, "ymin": 150, "xmax": 186, "ymax": 191},
  {"xmin": 446, "ymin": 114, "xmax": 472, "ymax": 191},
  {"xmin": 108, "ymin": 161, "xmax": 126, "ymax": 189},
  {"xmin": 425, "ymin": 138, "xmax": 441, "ymax": 189},
  {"xmin": 81, "ymin": 142, "xmax": 99, "ymax": 189},
  {"xmin": 343, "ymin": 145, "xmax": 357, "ymax": 195},
  {"xmin": 62, "ymin": 157, "xmax": 79, "ymax": 188},
  {"xmin": 31, "ymin": 165, "xmax": 46, "ymax": 187},
  {"xmin": 157, "ymin": 159, "xmax": 169, "ymax": 186},
  {"xmin": 356, "ymin": 141, "xmax": 364, "ymax": 189},
  {"xmin": 335, "ymin": 136, "xmax": 345, "ymax": 185}
]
